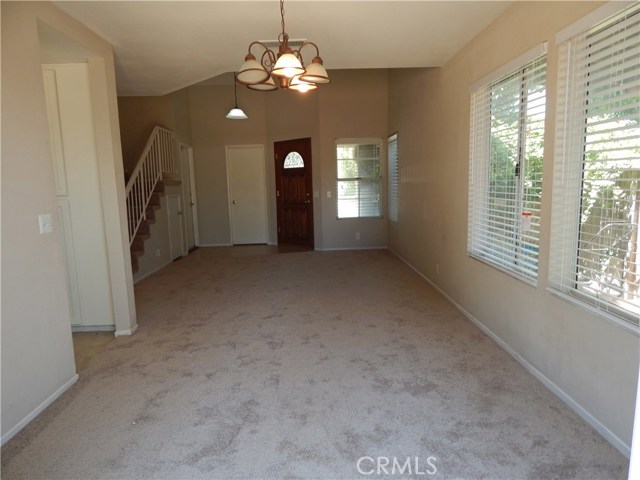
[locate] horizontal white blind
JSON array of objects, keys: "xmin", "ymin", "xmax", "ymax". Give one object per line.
[
  {"xmin": 388, "ymin": 133, "xmax": 399, "ymax": 222},
  {"xmin": 550, "ymin": 3, "xmax": 640, "ymax": 326},
  {"xmin": 468, "ymin": 54, "xmax": 547, "ymax": 282},
  {"xmin": 337, "ymin": 142, "xmax": 382, "ymax": 218}
]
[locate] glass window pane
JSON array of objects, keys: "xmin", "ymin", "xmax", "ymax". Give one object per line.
[
  {"xmin": 284, "ymin": 151, "xmax": 304, "ymax": 169},
  {"xmin": 336, "ymin": 141, "xmax": 382, "ymax": 218}
]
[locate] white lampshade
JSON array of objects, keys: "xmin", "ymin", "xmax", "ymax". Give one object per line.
[
  {"xmin": 247, "ymin": 75, "xmax": 277, "ymax": 91},
  {"xmin": 299, "ymin": 57, "xmax": 330, "ymax": 84},
  {"xmin": 272, "ymin": 52, "xmax": 305, "ymax": 78},
  {"xmin": 289, "ymin": 76, "xmax": 317, "ymax": 93},
  {"xmin": 226, "ymin": 107, "xmax": 248, "ymax": 120},
  {"xmin": 237, "ymin": 55, "xmax": 270, "ymax": 85}
]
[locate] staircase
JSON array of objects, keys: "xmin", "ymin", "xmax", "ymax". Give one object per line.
[{"xmin": 125, "ymin": 126, "xmax": 180, "ymax": 274}]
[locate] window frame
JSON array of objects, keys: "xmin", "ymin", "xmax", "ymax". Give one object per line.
[
  {"xmin": 388, "ymin": 133, "xmax": 399, "ymax": 223},
  {"xmin": 549, "ymin": 2, "xmax": 640, "ymax": 332},
  {"xmin": 335, "ymin": 138, "xmax": 383, "ymax": 219},
  {"xmin": 467, "ymin": 45, "xmax": 548, "ymax": 285}
]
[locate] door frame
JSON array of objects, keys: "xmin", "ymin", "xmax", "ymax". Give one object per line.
[
  {"xmin": 179, "ymin": 143, "xmax": 200, "ymax": 248},
  {"xmin": 225, "ymin": 144, "xmax": 269, "ymax": 245},
  {"xmin": 166, "ymin": 194, "xmax": 186, "ymax": 259}
]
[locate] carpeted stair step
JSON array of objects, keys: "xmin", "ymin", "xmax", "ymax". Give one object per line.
[
  {"xmin": 145, "ymin": 206, "xmax": 156, "ymax": 224},
  {"xmin": 153, "ymin": 181, "xmax": 165, "ymax": 195},
  {"xmin": 130, "ymin": 235, "xmax": 145, "ymax": 256},
  {"xmin": 136, "ymin": 221, "xmax": 150, "ymax": 239},
  {"xmin": 148, "ymin": 192, "xmax": 161, "ymax": 207},
  {"xmin": 162, "ymin": 172, "xmax": 181, "ymax": 186}
]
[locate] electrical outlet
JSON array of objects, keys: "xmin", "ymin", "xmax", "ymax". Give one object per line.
[
  {"xmin": 155, "ymin": 248, "xmax": 161, "ymax": 256},
  {"xmin": 355, "ymin": 232, "xmax": 361, "ymax": 240},
  {"xmin": 326, "ymin": 191, "xmax": 332, "ymax": 198}
]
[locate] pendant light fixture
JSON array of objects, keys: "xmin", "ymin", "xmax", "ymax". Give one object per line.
[
  {"xmin": 236, "ymin": 0, "xmax": 330, "ymax": 92},
  {"xmin": 226, "ymin": 72, "xmax": 248, "ymax": 119}
]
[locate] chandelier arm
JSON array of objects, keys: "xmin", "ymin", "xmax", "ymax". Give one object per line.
[
  {"xmin": 247, "ymin": 40, "xmax": 269, "ymax": 56},
  {"xmin": 293, "ymin": 42, "xmax": 322, "ymax": 67},
  {"xmin": 298, "ymin": 41, "xmax": 321, "ymax": 58},
  {"xmin": 260, "ymin": 49, "xmax": 278, "ymax": 70}
]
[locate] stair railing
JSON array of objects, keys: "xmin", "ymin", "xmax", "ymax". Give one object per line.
[{"xmin": 125, "ymin": 126, "xmax": 178, "ymax": 244}]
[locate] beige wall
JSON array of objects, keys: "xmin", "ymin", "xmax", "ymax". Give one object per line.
[
  {"xmin": 317, "ymin": 70, "xmax": 389, "ymax": 249},
  {"xmin": 1, "ymin": 1, "xmax": 135, "ymax": 442},
  {"xmin": 188, "ymin": 86, "xmax": 269, "ymax": 246},
  {"xmin": 118, "ymin": 89, "xmax": 193, "ymax": 174},
  {"xmin": 187, "ymin": 69, "xmax": 388, "ymax": 249},
  {"xmin": 388, "ymin": 1, "xmax": 638, "ymax": 453},
  {"xmin": 118, "ymin": 95, "xmax": 174, "ymax": 173}
]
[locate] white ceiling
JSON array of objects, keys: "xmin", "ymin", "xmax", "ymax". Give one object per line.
[{"xmin": 53, "ymin": 1, "xmax": 512, "ymax": 96}]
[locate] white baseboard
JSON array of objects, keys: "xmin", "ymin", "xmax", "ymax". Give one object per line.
[
  {"xmin": 1, "ymin": 374, "xmax": 79, "ymax": 446},
  {"xmin": 391, "ymin": 250, "xmax": 631, "ymax": 459},
  {"xmin": 115, "ymin": 323, "xmax": 139, "ymax": 337},
  {"xmin": 197, "ymin": 243, "xmax": 233, "ymax": 247},
  {"xmin": 316, "ymin": 246, "xmax": 388, "ymax": 252},
  {"xmin": 71, "ymin": 325, "xmax": 115, "ymax": 333}
]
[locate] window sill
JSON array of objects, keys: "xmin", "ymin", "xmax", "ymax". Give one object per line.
[{"xmin": 468, "ymin": 253, "xmax": 538, "ymax": 288}]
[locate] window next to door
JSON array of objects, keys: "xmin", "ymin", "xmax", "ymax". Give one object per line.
[{"xmin": 336, "ymin": 139, "xmax": 383, "ymax": 219}]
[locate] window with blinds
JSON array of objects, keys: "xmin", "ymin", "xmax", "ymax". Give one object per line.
[
  {"xmin": 337, "ymin": 141, "xmax": 382, "ymax": 218},
  {"xmin": 468, "ymin": 51, "xmax": 547, "ymax": 283},
  {"xmin": 549, "ymin": 3, "xmax": 640, "ymax": 327},
  {"xmin": 388, "ymin": 133, "xmax": 399, "ymax": 223}
]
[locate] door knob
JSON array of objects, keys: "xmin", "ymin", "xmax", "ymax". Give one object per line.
[{"xmin": 233, "ymin": 200, "xmax": 238, "ymax": 204}]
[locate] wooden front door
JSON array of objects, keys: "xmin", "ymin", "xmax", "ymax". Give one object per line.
[{"xmin": 274, "ymin": 138, "xmax": 314, "ymax": 248}]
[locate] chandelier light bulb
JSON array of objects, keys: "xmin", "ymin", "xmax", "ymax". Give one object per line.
[{"xmin": 272, "ymin": 52, "xmax": 305, "ymax": 78}]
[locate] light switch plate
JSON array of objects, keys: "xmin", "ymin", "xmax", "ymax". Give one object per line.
[{"xmin": 38, "ymin": 213, "xmax": 53, "ymax": 234}]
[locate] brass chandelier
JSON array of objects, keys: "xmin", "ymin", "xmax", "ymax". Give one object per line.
[{"xmin": 235, "ymin": 0, "xmax": 330, "ymax": 93}]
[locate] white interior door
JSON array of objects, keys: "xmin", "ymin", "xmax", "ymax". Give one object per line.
[
  {"xmin": 226, "ymin": 145, "xmax": 268, "ymax": 245},
  {"xmin": 167, "ymin": 194, "xmax": 185, "ymax": 260}
]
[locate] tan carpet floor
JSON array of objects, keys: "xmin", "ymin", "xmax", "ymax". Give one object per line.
[{"xmin": 1, "ymin": 248, "xmax": 628, "ymax": 479}]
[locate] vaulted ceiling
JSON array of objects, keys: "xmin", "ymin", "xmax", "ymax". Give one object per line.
[{"xmin": 53, "ymin": 1, "xmax": 512, "ymax": 96}]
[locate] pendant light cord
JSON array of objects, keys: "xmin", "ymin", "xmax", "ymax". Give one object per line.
[
  {"xmin": 233, "ymin": 72, "xmax": 239, "ymax": 107},
  {"xmin": 280, "ymin": 0, "xmax": 286, "ymax": 38}
]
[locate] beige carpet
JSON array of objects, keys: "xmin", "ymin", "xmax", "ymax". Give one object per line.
[
  {"xmin": 1, "ymin": 248, "xmax": 628, "ymax": 479},
  {"xmin": 72, "ymin": 331, "xmax": 115, "ymax": 371}
]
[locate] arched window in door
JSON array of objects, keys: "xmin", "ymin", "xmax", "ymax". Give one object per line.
[{"xmin": 283, "ymin": 151, "xmax": 304, "ymax": 169}]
